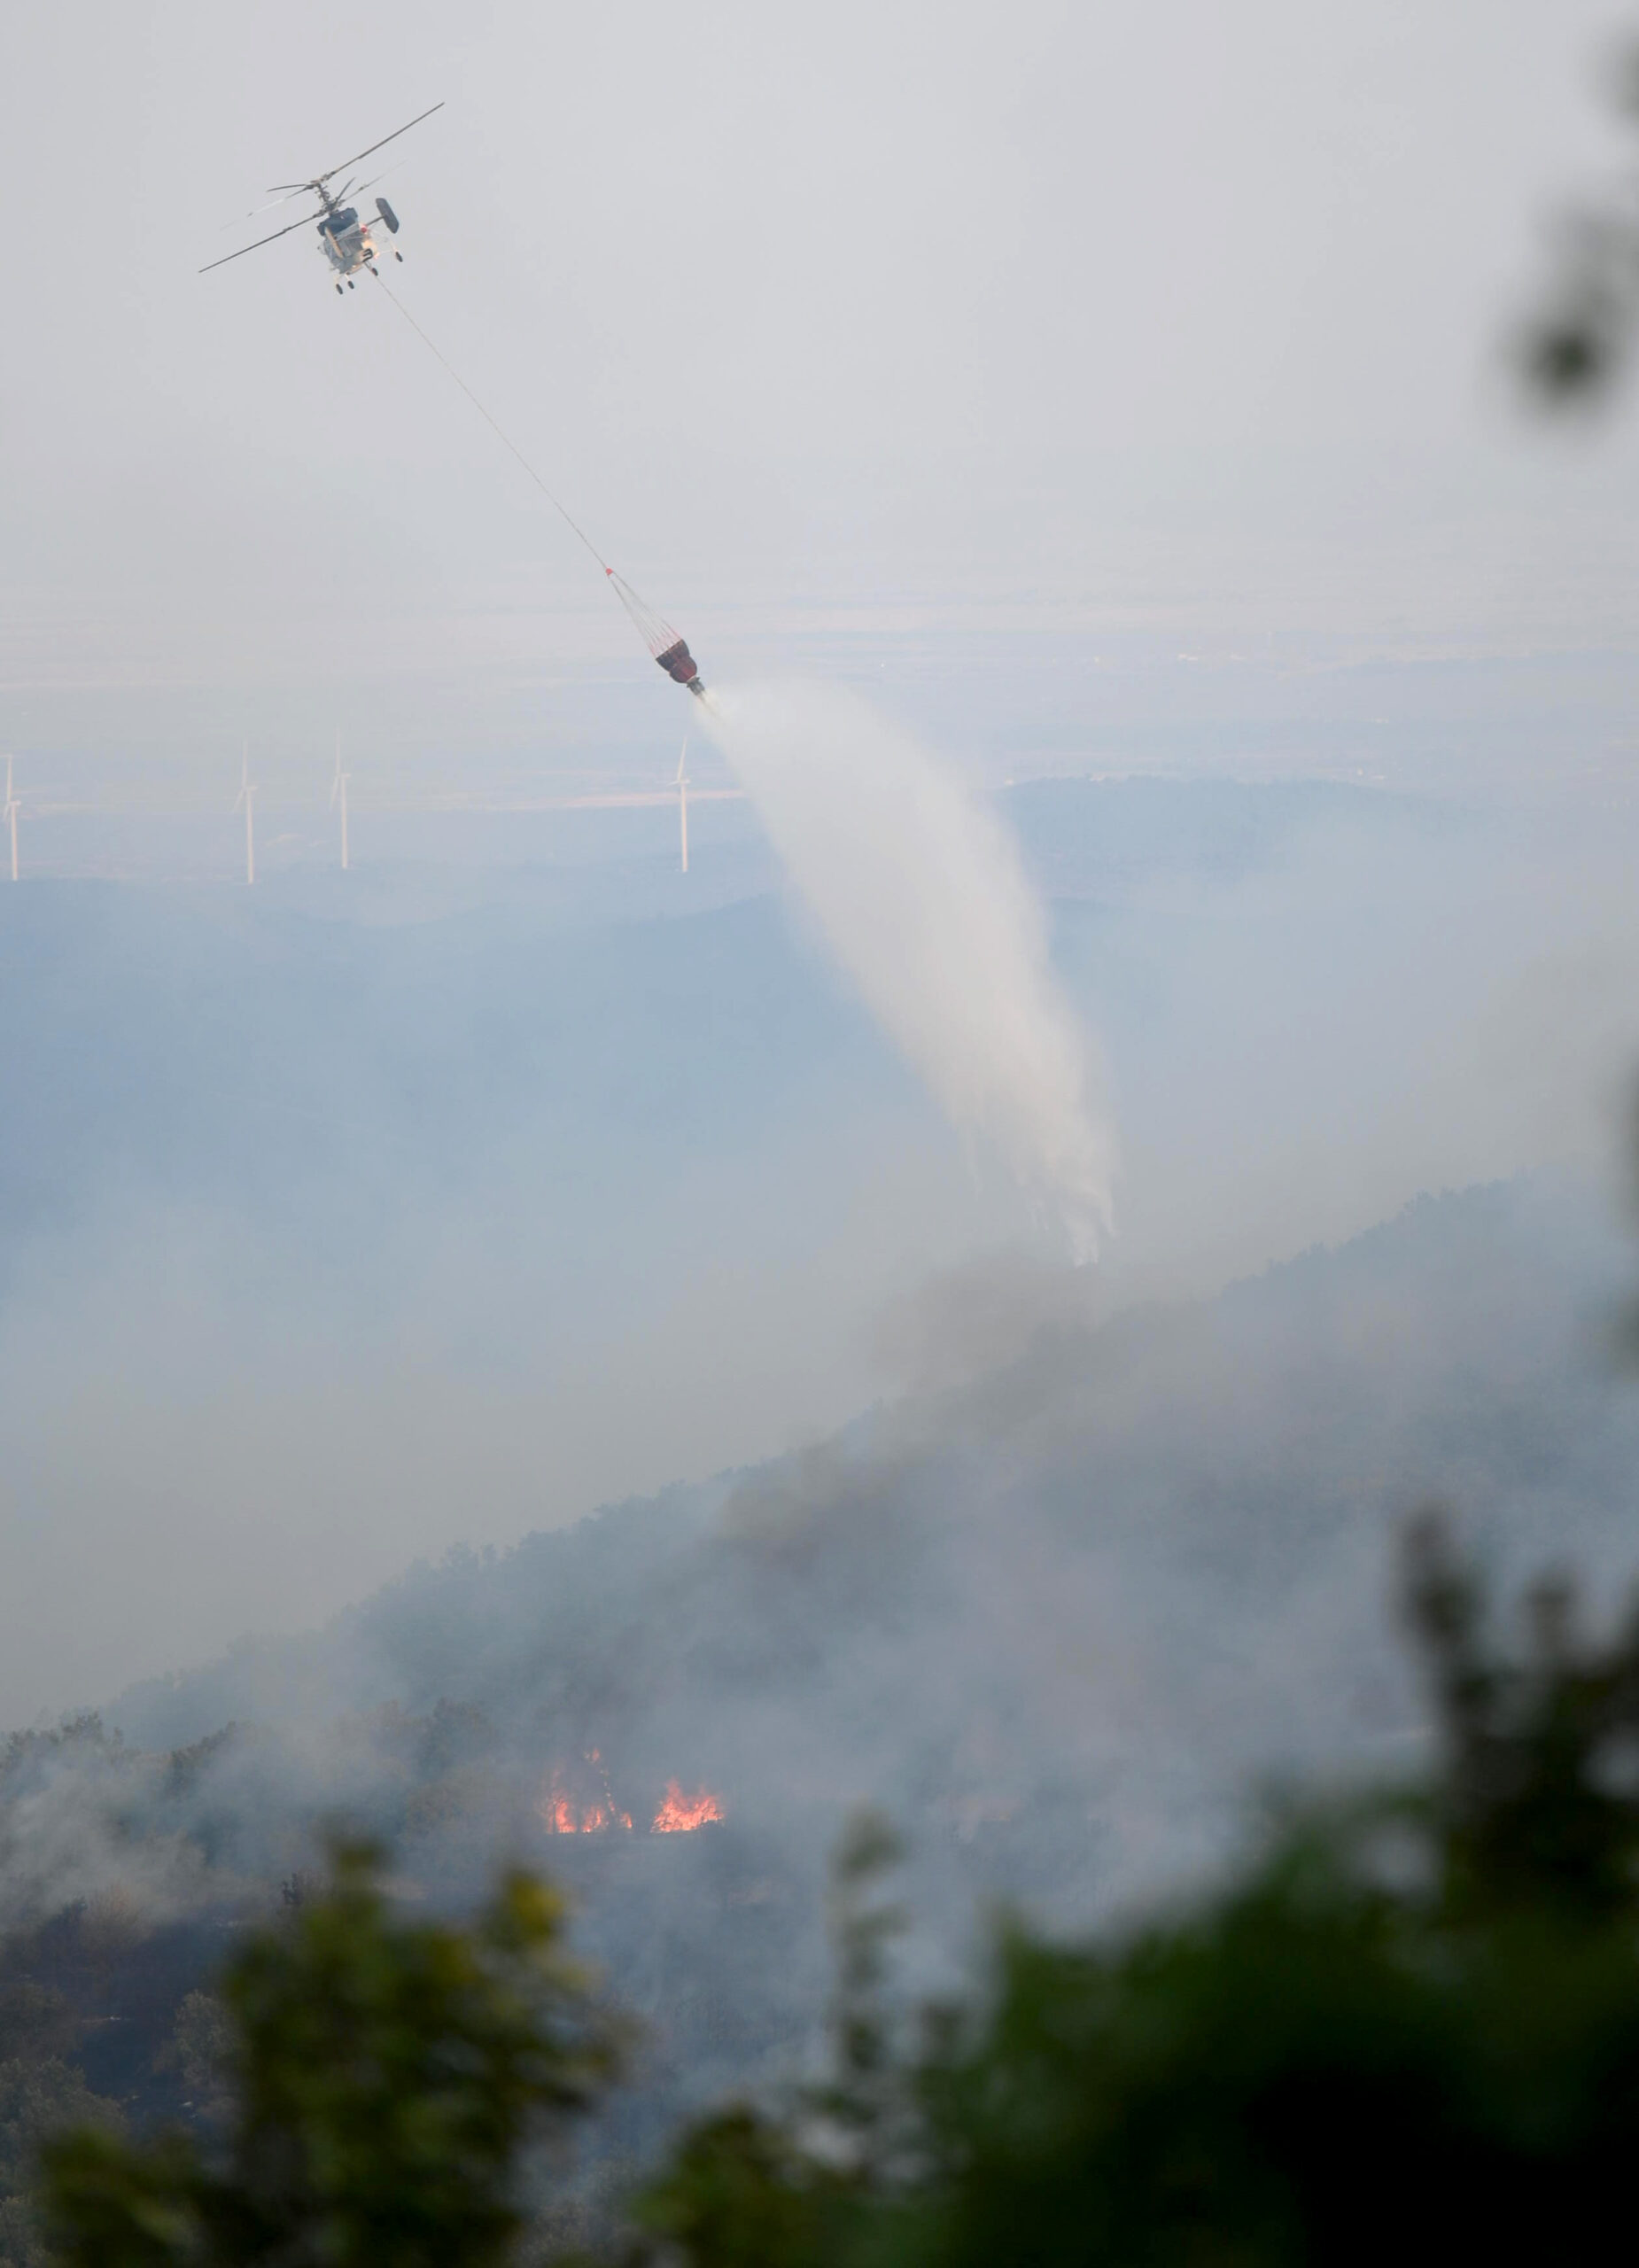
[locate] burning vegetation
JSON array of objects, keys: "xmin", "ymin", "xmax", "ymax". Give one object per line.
[
  {"xmin": 650, "ymin": 1780, "xmax": 726, "ymax": 1834},
  {"xmin": 541, "ymin": 1775, "xmax": 632, "ymax": 1835},
  {"xmin": 539, "ymin": 1754, "xmax": 724, "ymax": 1836}
]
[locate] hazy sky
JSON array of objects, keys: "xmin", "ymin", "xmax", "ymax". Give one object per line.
[
  {"xmin": 11, "ymin": 3, "xmax": 1639, "ymax": 1723},
  {"xmin": 6, "ymin": 0, "xmax": 1639, "ymax": 773}
]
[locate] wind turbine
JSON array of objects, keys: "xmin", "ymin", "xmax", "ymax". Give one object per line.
[
  {"xmin": 234, "ymin": 742, "xmax": 257, "ymax": 885},
  {"xmin": 674, "ymin": 740, "xmax": 689, "ymax": 875},
  {"xmin": 3, "ymin": 757, "xmax": 18, "ymax": 882},
  {"xmin": 330, "ymin": 727, "xmax": 350, "ymax": 872}
]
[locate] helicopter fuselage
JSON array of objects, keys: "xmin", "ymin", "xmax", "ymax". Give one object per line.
[{"xmin": 317, "ymin": 206, "xmax": 376, "ymax": 276}]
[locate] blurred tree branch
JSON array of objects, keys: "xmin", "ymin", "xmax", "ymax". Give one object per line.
[
  {"xmin": 42, "ymin": 1840, "xmax": 621, "ymax": 2268},
  {"xmin": 1521, "ymin": 42, "xmax": 1639, "ymax": 403}
]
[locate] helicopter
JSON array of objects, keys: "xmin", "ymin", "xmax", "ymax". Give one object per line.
[{"xmin": 199, "ymin": 103, "xmax": 443, "ymax": 292}]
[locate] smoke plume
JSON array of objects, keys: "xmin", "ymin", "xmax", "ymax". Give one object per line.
[{"xmin": 704, "ymin": 680, "xmax": 1115, "ymax": 1255}]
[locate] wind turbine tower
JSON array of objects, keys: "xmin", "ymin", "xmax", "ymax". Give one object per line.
[
  {"xmin": 330, "ymin": 727, "xmax": 350, "ymax": 872},
  {"xmin": 234, "ymin": 742, "xmax": 257, "ymax": 885},
  {"xmin": 4, "ymin": 757, "xmax": 19, "ymax": 882},
  {"xmin": 675, "ymin": 740, "xmax": 689, "ymax": 875}
]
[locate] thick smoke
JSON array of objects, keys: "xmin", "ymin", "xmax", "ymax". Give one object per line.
[{"xmin": 704, "ymin": 680, "xmax": 1116, "ymax": 1257}]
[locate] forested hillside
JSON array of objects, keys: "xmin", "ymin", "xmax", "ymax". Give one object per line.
[{"xmin": 4, "ymin": 1168, "xmax": 1635, "ymax": 2219}]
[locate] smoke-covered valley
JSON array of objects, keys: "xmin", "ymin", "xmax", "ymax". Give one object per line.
[
  {"xmin": 8, "ymin": 750, "xmax": 1639, "ymax": 2168},
  {"xmin": 6, "ymin": 1167, "xmax": 1639, "ymax": 2154},
  {"xmin": 5, "ymin": 765, "xmax": 1639, "ymax": 1725}
]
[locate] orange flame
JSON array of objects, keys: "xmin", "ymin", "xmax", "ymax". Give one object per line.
[
  {"xmin": 650, "ymin": 1780, "xmax": 726, "ymax": 1834},
  {"xmin": 540, "ymin": 1765, "xmax": 632, "ymax": 1835}
]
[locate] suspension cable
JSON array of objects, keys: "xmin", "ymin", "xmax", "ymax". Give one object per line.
[
  {"xmin": 372, "ymin": 272, "xmax": 610, "ymax": 574},
  {"xmin": 370, "ymin": 269, "xmax": 700, "ymax": 685}
]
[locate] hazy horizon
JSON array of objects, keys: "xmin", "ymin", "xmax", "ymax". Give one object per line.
[
  {"xmin": 9, "ymin": 2, "xmax": 1639, "ymax": 781},
  {"xmin": 8, "ymin": 0, "xmax": 1639, "ymax": 1736}
]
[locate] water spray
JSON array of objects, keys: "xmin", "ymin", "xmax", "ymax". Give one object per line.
[{"xmin": 369, "ymin": 284, "xmax": 1110, "ymax": 1253}]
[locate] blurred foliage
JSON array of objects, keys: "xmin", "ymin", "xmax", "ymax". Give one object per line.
[
  {"xmin": 637, "ymin": 1810, "xmax": 907, "ymax": 2268},
  {"xmin": 0, "ymin": 2060, "xmax": 121, "ymax": 2268},
  {"xmin": 42, "ymin": 1841, "xmax": 618, "ymax": 2268},
  {"xmin": 28, "ymin": 1517, "xmax": 1639, "ymax": 2266},
  {"xmin": 1522, "ymin": 41, "xmax": 1639, "ymax": 403},
  {"xmin": 153, "ymin": 1996, "xmax": 233, "ymax": 2127},
  {"xmin": 641, "ymin": 1511, "xmax": 1639, "ymax": 2265}
]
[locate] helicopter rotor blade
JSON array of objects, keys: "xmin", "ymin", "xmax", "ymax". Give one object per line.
[
  {"xmin": 211, "ymin": 105, "xmax": 440, "ymax": 269},
  {"xmin": 217, "ymin": 187, "xmax": 310, "ymax": 233},
  {"xmin": 198, "ymin": 206, "xmax": 323, "ymax": 274},
  {"xmin": 317, "ymin": 100, "xmax": 447, "ymax": 184},
  {"xmin": 317, "ymin": 101, "xmax": 443, "ymax": 186}
]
